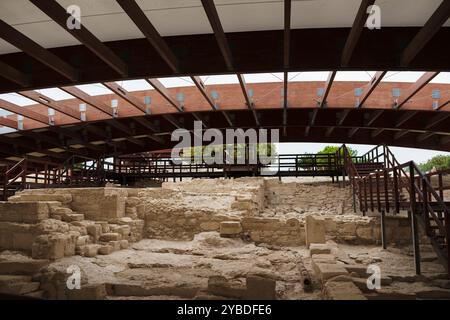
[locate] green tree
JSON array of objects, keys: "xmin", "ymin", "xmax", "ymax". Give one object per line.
[
  {"xmin": 181, "ymin": 143, "xmax": 277, "ymax": 164},
  {"xmin": 317, "ymin": 145, "xmax": 357, "ymax": 158},
  {"xmin": 418, "ymin": 155, "xmax": 450, "ymax": 172},
  {"xmin": 297, "ymin": 145, "xmax": 358, "ymax": 170}
]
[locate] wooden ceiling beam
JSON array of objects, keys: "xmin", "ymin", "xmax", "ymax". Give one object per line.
[
  {"xmin": 146, "ymin": 78, "xmax": 182, "ymax": 112},
  {"xmin": 200, "ymin": 0, "xmax": 233, "ymax": 71},
  {"xmin": 237, "ymin": 73, "xmax": 259, "ymax": 126},
  {"xmin": 117, "ymin": 0, "xmax": 178, "ymax": 72},
  {"xmin": 19, "ymin": 90, "xmax": 80, "ymax": 121},
  {"xmin": 401, "ymin": 0, "xmax": 450, "ymax": 66},
  {"xmin": 0, "ymin": 19, "xmax": 77, "ymax": 81},
  {"xmin": 341, "ymin": 0, "xmax": 376, "ymax": 66},
  {"xmin": 103, "ymin": 82, "xmax": 147, "ymax": 114},
  {"xmin": 30, "ymin": 0, "xmax": 128, "ymax": 77},
  {"xmin": 0, "ymin": 60, "xmax": 29, "ymax": 87},
  {"xmin": 318, "ymin": 71, "xmax": 336, "ymax": 108},
  {"xmin": 357, "ymin": 71, "xmax": 387, "ymax": 108},
  {"xmin": 0, "ymin": 116, "xmax": 18, "ymax": 129},
  {"xmin": 395, "ymin": 72, "xmax": 439, "ymax": 109},
  {"xmin": 0, "ymin": 99, "xmax": 48, "ymax": 125},
  {"xmin": 60, "ymin": 86, "xmax": 113, "ymax": 117}
]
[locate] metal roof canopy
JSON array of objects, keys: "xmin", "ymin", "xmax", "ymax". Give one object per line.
[
  {"xmin": 0, "ymin": 0, "xmax": 449, "ymax": 166},
  {"xmin": 0, "ymin": 0, "xmax": 449, "ymax": 93}
]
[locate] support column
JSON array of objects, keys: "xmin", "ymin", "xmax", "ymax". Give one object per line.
[
  {"xmin": 409, "ymin": 163, "xmax": 421, "ymax": 275},
  {"xmin": 380, "ymin": 210, "xmax": 387, "ymax": 249},
  {"xmin": 352, "ymin": 178, "xmax": 357, "ymax": 213},
  {"xmin": 410, "ymin": 210, "xmax": 421, "ymax": 275}
]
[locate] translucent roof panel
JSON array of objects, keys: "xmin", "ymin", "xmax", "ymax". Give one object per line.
[
  {"xmin": 0, "ymin": 126, "xmax": 16, "ymax": 134},
  {"xmin": 75, "ymin": 84, "xmax": 113, "ymax": 96},
  {"xmin": 381, "ymin": 72, "xmax": 426, "ymax": 83},
  {"xmin": 288, "ymin": 72, "xmax": 329, "ymax": 82},
  {"xmin": 335, "ymin": 71, "xmax": 375, "ymax": 82},
  {"xmin": 158, "ymin": 77, "xmax": 195, "ymax": 88},
  {"xmin": 0, "ymin": 110, "xmax": 13, "ymax": 117},
  {"xmin": 115, "ymin": 80, "xmax": 152, "ymax": 92},
  {"xmin": 37, "ymin": 88, "xmax": 74, "ymax": 101},
  {"xmin": 243, "ymin": 73, "xmax": 284, "ymax": 83},
  {"xmin": 200, "ymin": 75, "xmax": 239, "ymax": 85},
  {"xmin": 0, "ymin": 93, "xmax": 36, "ymax": 106},
  {"xmin": 430, "ymin": 72, "xmax": 450, "ymax": 84}
]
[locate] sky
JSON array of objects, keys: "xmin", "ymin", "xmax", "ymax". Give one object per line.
[{"xmin": 1, "ymin": 71, "xmax": 449, "ymax": 165}]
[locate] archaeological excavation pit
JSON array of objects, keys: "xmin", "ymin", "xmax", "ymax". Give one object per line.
[
  {"xmin": 1, "ymin": 175, "xmax": 449, "ymax": 301},
  {"xmin": 0, "ymin": 0, "xmax": 450, "ymax": 307}
]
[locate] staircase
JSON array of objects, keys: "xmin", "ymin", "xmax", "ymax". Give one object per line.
[
  {"xmin": 354, "ymin": 162, "xmax": 384, "ymax": 176},
  {"xmin": 340, "ymin": 144, "xmax": 450, "ymax": 276},
  {"xmin": 0, "ymin": 159, "xmax": 28, "ymax": 201},
  {"xmin": 0, "ymin": 260, "xmax": 48, "ymax": 299}
]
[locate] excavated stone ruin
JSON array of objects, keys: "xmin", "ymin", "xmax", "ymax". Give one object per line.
[{"xmin": 0, "ymin": 177, "xmax": 449, "ymax": 300}]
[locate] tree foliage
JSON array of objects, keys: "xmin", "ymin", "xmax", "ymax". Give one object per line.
[
  {"xmin": 418, "ymin": 155, "xmax": 450, "ymax": 172},
  {"xmin": 181, "ymin": 143, "xmax": 277, "ymax": 164},
  {"xmin": 297, "ymin": 145, "xmax": 358, "ymax": 169}
]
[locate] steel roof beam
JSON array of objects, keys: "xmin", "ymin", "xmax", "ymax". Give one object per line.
[{"xmin": 30, "ymin": 0, "xmax": 128, "ymax": 77}]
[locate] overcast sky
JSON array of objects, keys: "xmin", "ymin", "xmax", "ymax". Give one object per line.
[{"xmin": 1, "ymin": 71, "xmax": 449, "ymax": 165}]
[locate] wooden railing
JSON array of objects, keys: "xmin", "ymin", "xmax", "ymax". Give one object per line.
[
  {"xmin": 1, "ymin": 158, "xmax": 27, "ymax": 200},
  {"xmin": 342, "ymin": 144, "xmax": 449, "ymax": 274}
]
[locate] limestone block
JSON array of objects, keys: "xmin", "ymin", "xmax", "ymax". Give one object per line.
[
  {"xmin": 207, "ymin": 276, "xmax": 246, "ymax": 299},
  {"xmin": 86, "ymin": 224, "xmax": 102, "ymax": 240},
  {"xmin": 305, "ymin": 215, "xmax": 326, "ymax": 247},
  {"xmin": 125, "ymin": 207, "xmax": 137, "ymax": 217},
  {"xmin": 118, "ymin": 225, "xmax": 131, "ymax": 239},
  {"xmin": 0, "ymin": 279, "xmax": 40, "ymax": 295},
  {"xmin": 23, "ymin": 290, "xmax": 45, "ymax": 299},
  {"xmin": 219, "ymin": 221, "xmax": 242, "ymax": 237},
  {"xmin": 36, "ymin": 219, "xmax": 71, "ymax": 234},
  {"xmin": 136, "ymin": 204, "xmax": 146, "ymax": 219},
  {"xmin": 286, "ymin": 218, "xmax": 300, "ymax": 227},
  {"xmin": 108, "ymin": 240, "xmax": 122, "ymax": 251},
  {"xmin": 245, "ymin": 275, "xmax": 276, "ymax": 300},
  {"xmin": 98, "ymin": 245, "xmax": 113, "ymax": 255},
  {"xmin": 81, "ymin": 244, "xmax": 100, "ymax": 257},
  {"xmin": 66, "ymin": 188, "xmax": 126, "ymax": 221},
  {"xmin": 31, "ymin": 234, "xmax": 70, "ymax": 260},
  {"xmin": 0, "ymin": 260, "xmax": 48, "ymax": 275},
  {"xmin": 45, "ymin": 201, "xmax": 64, "ymax": 211},
  {"xmin": 324, "ymin": 281, "xmax": 367, "ymax": 300},
  {"xmin": 0, "ymin": 202, "xmax": 49, "ymax": 223},
  {"xmin": 62, "ymin": 213, "xmax": 84, "ymax": 222},
  {"xmin": 111, "ymin": 283, "xmax": 199, "ymax": 298},
  {"xmin": 50, "ymin": 207, "xmax": 72, "ymax": 217},
  {"xmin": 9, "ymin": 193, "xmax": 72, "ymax": 204},
  {"xmin": 119, "ymin": 240, "xmax": 129, "ymax": 249},
  {"xmin": 356, "ymin": 225, "xmax": 373, "ymax": 240},
  {"xmin": 309, "ymin": 243, "xmax": 331, "ymax": 256},
  {"xmin": 125, "ymin": 197, "xmax": 141, "ymax": 207},
  {"xmin": 199, "ymin": 221, "xmax": 220, "ymax": 231},
  {"xmin": 98, "ymin": 232, "xmax": 121, "ymax": 242},
  {"xmin": 311, "ymin": 253, "xmax": 337, "ymax": 262},
  {"xmin": 64, "ymin": 231, "xmax": 79, "ymax": 256},
  {"xmin": 415, "ymin": 288, "xmax": 450, "ymax": 299},
  {"xmin": 340, "ymin": 222, "xmax": 357, "ymax": 236},
  {"xmin": 76, "ymin": 235, "xmax": 90, "ymax": 247},
  {"xmin": 0, "ymin": 275, "xmax": 32, "ymax": 286},
  {"xmin": 97, "ymin": 222, "xmax": 110, "ymax": 233},
  {"xmin": 0, "ymin": 222, "xmax": 37, "ymax": 251},
  {"xmin": 351, "ymin": 278, "xmax": 373, "ymax": 293},
  {"xmin": 231, "ymin": 200, "xmax": 254, "ymax": 212},
  {"xmin": 323, "ymin": 218, "xmax": 337, "ymax": 233},
  {"xmin": 327, "ymin": 275, "xmax": 354, "ymax": 283},
  {"xmin": 312, "ymin": 262, "xmax": 348, "ymax": 281},
  {"xmin": 66, "ymin": 284, "xmax": 106, "ymax": 300}
]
